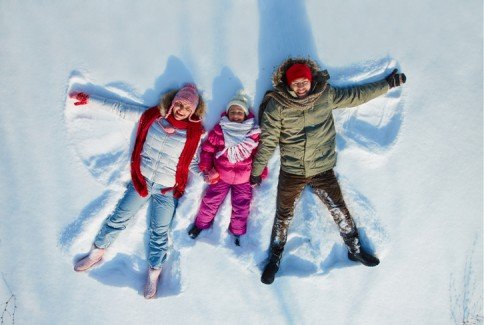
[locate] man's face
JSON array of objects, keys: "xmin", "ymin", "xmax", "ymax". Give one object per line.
[{"xmin": 289, "ymin": 78, "xmax": 311, "ymax": 98}]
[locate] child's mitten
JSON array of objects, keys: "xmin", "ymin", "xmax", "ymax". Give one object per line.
[
  {"xmin": 203, "ymin": 169, "xmax": 220, "ymax": 185},
  {"xmin": 249, "ymin": 175, "xmax": 262, "ymax": 188}
]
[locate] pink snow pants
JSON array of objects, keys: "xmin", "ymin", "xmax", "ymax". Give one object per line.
[{"xmin": 194, "ymin": 179, "xmax": 252, "ymax": 236}]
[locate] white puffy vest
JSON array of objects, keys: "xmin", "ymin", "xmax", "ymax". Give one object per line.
[
  {"xmin": 140, "ymin": 118, "xmax": 188, "ymax": 187},
  {"xmin": 90, "ymin": 95, "xmax": 199, "ymax": 188}
]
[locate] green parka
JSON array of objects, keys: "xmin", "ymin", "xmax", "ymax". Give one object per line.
[{"xmin": 251, "ymin": 58, "xmax": 389, "ymax": 178}]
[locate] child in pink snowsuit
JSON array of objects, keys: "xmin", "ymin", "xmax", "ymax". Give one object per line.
[{"xmin": 188, "ymin": 90, "xmax": 265, "ymax": 245}]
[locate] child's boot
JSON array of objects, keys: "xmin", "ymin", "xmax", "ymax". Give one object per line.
[
  {"xmin": 188, "ymin": 224, "xmax": 202, "ymax": 239},
  {"xmin": 144, "ymin": 267, "xmax": 162, "ymax": 299},
  {"xmin": 74, "ymin": 246, "xmax": 105, "ymax": 272}
]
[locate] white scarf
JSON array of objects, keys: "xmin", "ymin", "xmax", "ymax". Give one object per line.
[{"xmin": 215, "ymin": 116, "xmax": 261, "ymax": 163}]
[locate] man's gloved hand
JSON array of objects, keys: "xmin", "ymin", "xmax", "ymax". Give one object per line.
[
  {"xmin": 69, "ymin": 92, "xmax": 89, "ymax": 106},
  {"xmin": 386, "ymin": 69, "xmax": 407, "ymax": 89},
  {"xmin": 203, "ymin": 169, "xmax": 220, "ymax": 185},
  {"xmin": 249, "ymin": 175, "xmax": 262, "ymax": 188}
]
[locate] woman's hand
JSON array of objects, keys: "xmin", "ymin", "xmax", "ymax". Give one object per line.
[{"xmin": 69, "ymin": 92, "xmax": 89, "ymax": 106}]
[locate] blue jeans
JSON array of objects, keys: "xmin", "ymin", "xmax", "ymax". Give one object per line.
[{"xmin": 94, "ymin": 180, "xmax": 178, "ymax": 268}]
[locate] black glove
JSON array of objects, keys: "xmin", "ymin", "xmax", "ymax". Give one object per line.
[
  {"xmin": 249, "ymin": 175, "xmax": 262, "ymax": 188},
  {"xmin": 386, "ymin": 69, "xmax": 407, "ymax": 89}
]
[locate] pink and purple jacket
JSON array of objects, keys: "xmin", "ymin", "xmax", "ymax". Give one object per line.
[{"xmin": 198, "ymin": 112, "xmax": 263, "ymax": 185}]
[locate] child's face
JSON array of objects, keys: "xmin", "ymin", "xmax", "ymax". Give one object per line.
[
  {"xmin": 172, "ymin": 101, "xmax": 193, "ymax": 120},
  {"xmin": 227, "ymin": 105, "xmax": 246, "ymax": 123},
  {"xmin": 289, "ymin": 78, "xmax": 311, "ymax": 98}
]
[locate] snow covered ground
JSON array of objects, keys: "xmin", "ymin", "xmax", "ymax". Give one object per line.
[{"xmin": 0, "ymin": 0, "xmax": 482, "ymax": 324}]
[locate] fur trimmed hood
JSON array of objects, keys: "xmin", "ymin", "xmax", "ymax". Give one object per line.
[
  {"xmin": 257, "ymin": 58, "xmax": 331, "ymax": 119},
  {"xmin": 157, "ymin": 88, "xmax": 207, "ymax": 122},
  {"xmin": 272, "ymin": 57, "xmax": 330, "ymax": 91}
]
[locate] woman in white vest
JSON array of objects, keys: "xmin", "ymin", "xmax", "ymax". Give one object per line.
[{"xmin": 71, "ymin": 84, "xmax": 205, "ymax": 299}]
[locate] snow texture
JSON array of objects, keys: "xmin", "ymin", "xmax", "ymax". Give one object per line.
[{"xmin": 0, "ymin": 0, "xmax": 482, "ymax": 324}]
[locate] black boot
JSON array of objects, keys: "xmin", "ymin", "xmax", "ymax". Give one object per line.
[
  {"xmin": 348, "ymin": 248, "xmax": 380, "ymax": 267},
  {"xmin": 188, "ymin": 224, "xmax": 202, "ymax": 239},
  {"xmin": 342, "ymin": 230, "xmax": 379, "ymax": 267},
  {"xmin": 234, "ymin": 235, "xmax": 241, "ymax": 246},
  {"xmin": 261, "ymin": 256, "xmax": 280, "ymax": 285}
]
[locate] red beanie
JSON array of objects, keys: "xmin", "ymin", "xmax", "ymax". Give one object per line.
[{"xmin": 285, "ymin": 63, "xmax": 313, "ymax": 85}]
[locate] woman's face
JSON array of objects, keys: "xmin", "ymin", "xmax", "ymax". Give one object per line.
[
  {"xmin": 289, "ymin": 78, "xmax": 311, "ymax": 98},
  {"xmin": 172, "ymin": 101, "xmax": 193, "ymax": 120},
  {"xmin": 227, "ymin": 105, "xmax": 246, "ymax": 122}
]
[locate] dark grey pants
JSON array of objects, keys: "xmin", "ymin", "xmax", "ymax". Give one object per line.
[{"xmin": 269, "ymin": 169, "xmax": 360, "ymax": 263}]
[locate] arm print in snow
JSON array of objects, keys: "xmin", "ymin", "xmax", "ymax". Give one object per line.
[{"xmin": 65, "ymin": 76, "xmax": 145, "ymax": 186}]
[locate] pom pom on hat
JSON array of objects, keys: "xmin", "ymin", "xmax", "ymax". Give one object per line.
[
  {"xmin": 226, "ymin": 89, "xmax": 250, "ymax": 115},
  {"xmin": 285, "ymin": 63, "xmax": 313, "ymax": 85}
]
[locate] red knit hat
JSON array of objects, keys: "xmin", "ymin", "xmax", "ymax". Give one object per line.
[{"xmin": 285, "ymin": 63, "xmax": 313, "ymax": 85}]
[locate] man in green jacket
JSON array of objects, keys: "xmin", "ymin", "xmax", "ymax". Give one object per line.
[{"xmin": 250, "ymin": 58, "xmax": 406, "ymax": 284}]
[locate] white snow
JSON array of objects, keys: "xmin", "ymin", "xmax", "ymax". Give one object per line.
[{"xmin": 0, "ymin": 0, "xmax": 482, "ymax": 324}]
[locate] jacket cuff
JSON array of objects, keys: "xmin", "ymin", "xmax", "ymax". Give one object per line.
[{"xmin": 251, "ymin": 165, "xmax": 265, "ymax": 177}]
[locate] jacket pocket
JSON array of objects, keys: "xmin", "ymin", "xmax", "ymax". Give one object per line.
[
  {"xmin": 313, "ymin": 143, "xmax": 336, "ymax": 169},
  {"xmin": 280, "ymin": 145, "xmax": 303, "ymax": 169}
]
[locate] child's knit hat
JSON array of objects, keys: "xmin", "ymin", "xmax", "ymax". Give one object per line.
[{"xmin": 226, "ymin": 89, "xmax": 250, "ymax": 115}]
